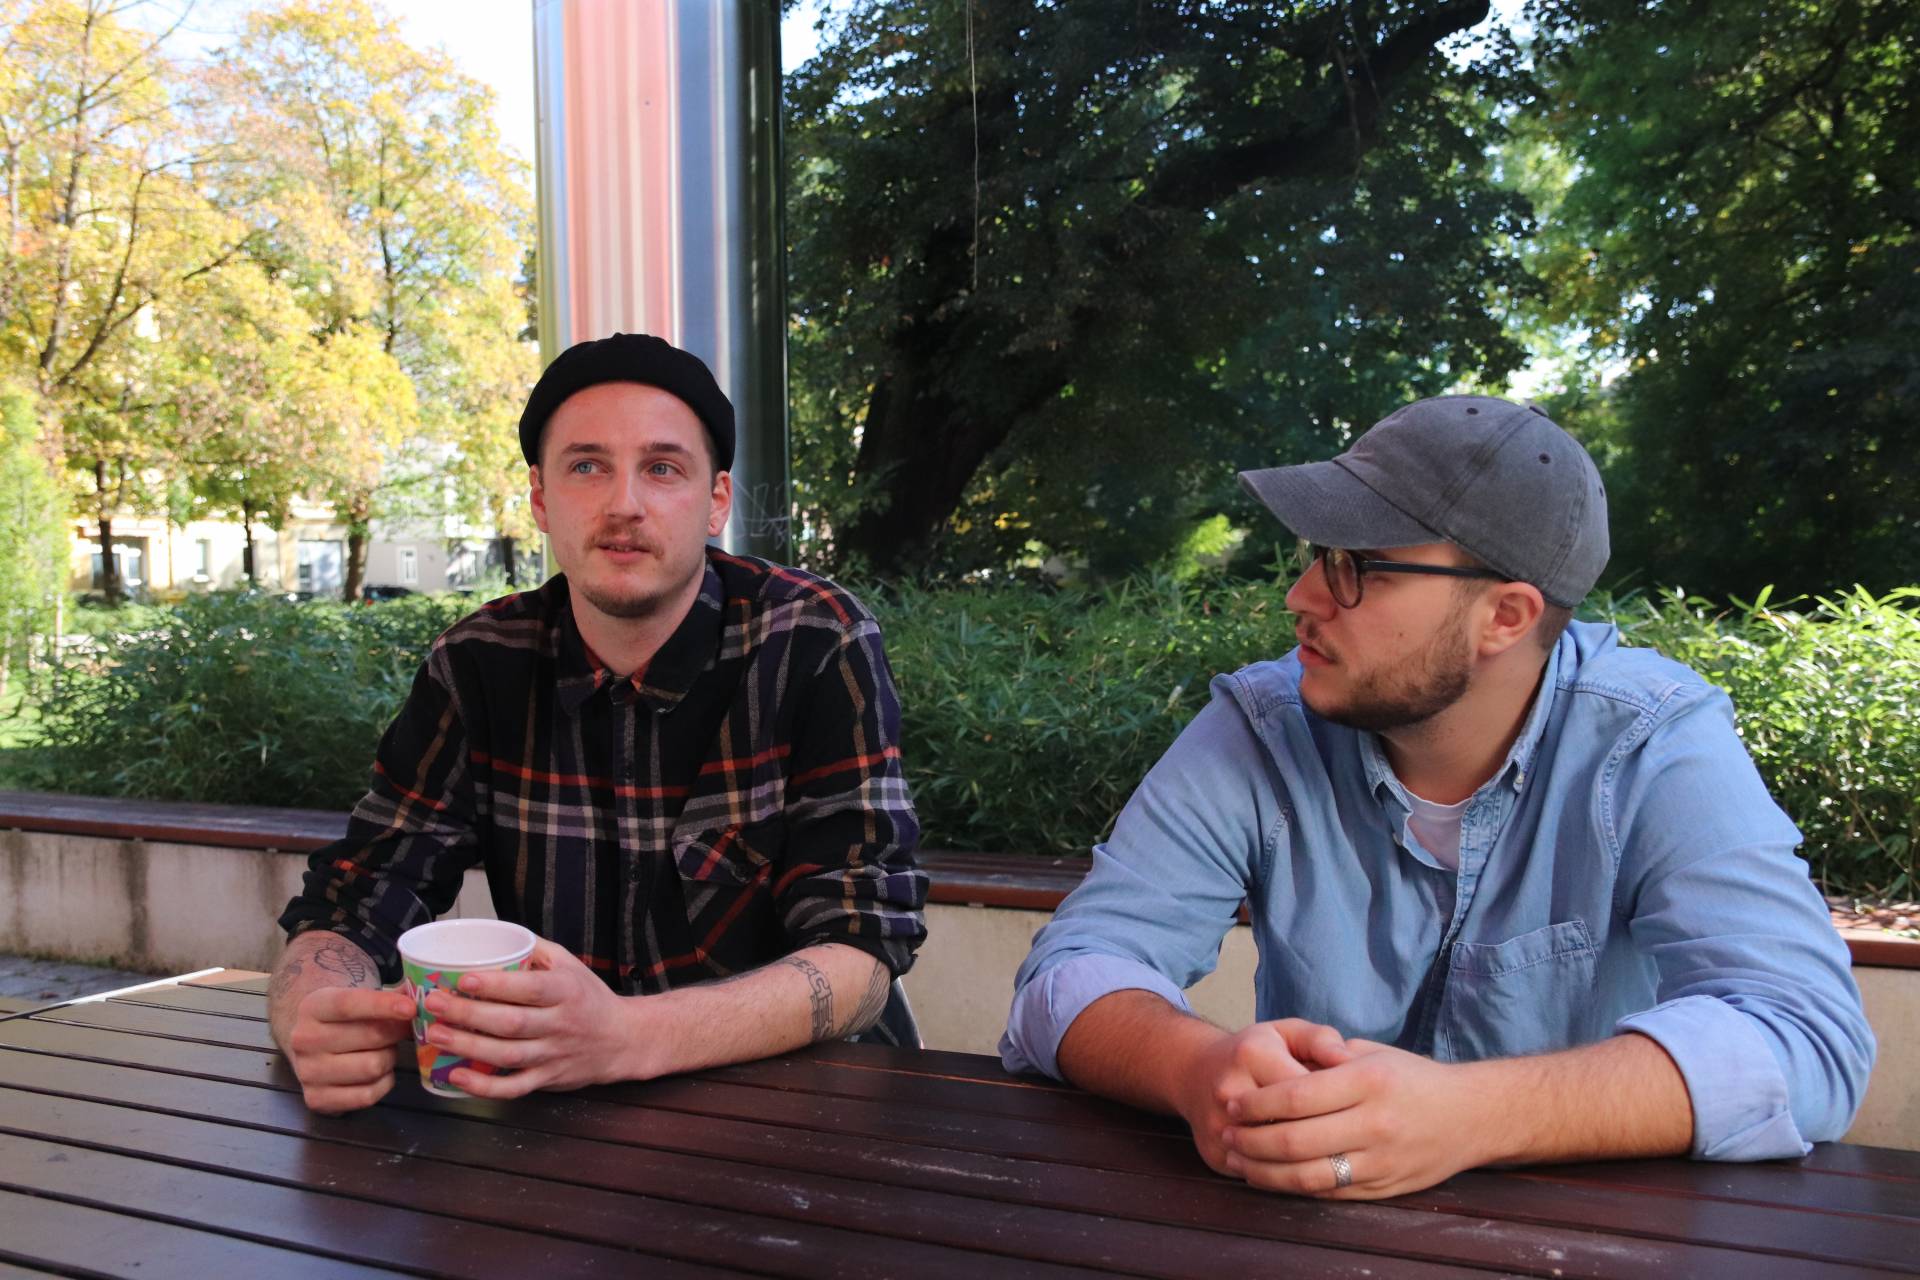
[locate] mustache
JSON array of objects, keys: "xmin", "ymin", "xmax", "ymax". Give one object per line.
[
  {"xmin": 1296, "ymin": 622, "xmax": 1335, "ymax": 660},
  {"xmin": 591, "ymin": 525, "xmax": 656, "ymax": 552}
]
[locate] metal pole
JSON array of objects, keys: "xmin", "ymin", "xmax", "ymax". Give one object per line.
[{"xmin": 532, "ymin": 0, "xmax": 790, "ymax": 561}]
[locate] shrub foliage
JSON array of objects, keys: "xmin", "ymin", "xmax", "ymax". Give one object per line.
[
  {"xmin": 19, "ymin": 581, "xmax": 1918, "ymax": 896},
  {"xmin": 24, "ymin": 592, "xmax": 471, "ymax": 811},
  {"xmin": 1607, "ymin": 587, "xmax": 1920, "ymax": 899}
]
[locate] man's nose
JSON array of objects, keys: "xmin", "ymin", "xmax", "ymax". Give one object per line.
[
  {"xmin": 1284, "ymin": 558, "xmax": 1334, "ymax": 618},
  {"xmin": 607, "ymin": 467, "xmax": 646, "ymax": 517}
]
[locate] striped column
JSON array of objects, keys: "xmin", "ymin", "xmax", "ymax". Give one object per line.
[{"xmin": 533, "ymin": 0, "xmax": 790, "ymax": 559}]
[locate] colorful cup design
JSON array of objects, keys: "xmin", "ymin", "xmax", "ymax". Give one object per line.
[{"xmin": 397, "ymin": 919, "xmax": 537, "ymax": 1098}]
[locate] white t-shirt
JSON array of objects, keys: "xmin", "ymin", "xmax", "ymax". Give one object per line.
[{"xmin": 1405, "ymin": 788, "xmax": 1469, "ymax": 872}]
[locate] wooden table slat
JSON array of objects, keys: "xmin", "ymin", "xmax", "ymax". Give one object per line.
[
  {"xmin": 0, "ymin": 1095, "xmax": 1122, "ymax": 1280},
  {"xmin": 180, "ymin": 970, "xmax": 269, "ymax": 993},
  {"xmin": 37, "ymin": 999, "xmax": 278, "ymax": 1052},
  {"xmin": 2, "ymin": 1018, "xmax": 1911, "ymax": 1278},
  {"xmin": 0, "ymin": 1262, "xmax": 71, "ymax": 1279},
  {"xmin": 129, "ymin": 986, "xmax": 1920, "ymax": 1202},
  {"xmin": 0, "ymin": 1130, "xmax": 756, "ymax": 1280},
  {"xmin": 0, "ymin": 1066, "xmax": 1494, "ymax": 1280},
  {"xmin": 104, "ymin": 984, "xmax": 272, "ymax": 1020},
  {"xmin": 1792, "ymin": 1141, "xmax": 1920, "ymax": 1182},
  {"xmin": 705, "ymin": 1052, "xmax": 1189, "ymax": 1137},
  {"xmin": 802, "ymin": 1039, "xmax": 1080, "ymax": 1090},
  {"xmin": 0, "ymin": 1185, "xmax": 413, "ymax": 1280},
  {"xmin": 1504, "ymin": 1159, "xmax": 1920, "ymax": 1218},
  {"xmin": 47, "ymin": 993, "xmax": 1190, "ymax": 1142}
]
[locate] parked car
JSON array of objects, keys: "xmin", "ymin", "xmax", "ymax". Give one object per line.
[{"xmin": 360, "ymin": 584, "xmax": 418, "ymax": 603}]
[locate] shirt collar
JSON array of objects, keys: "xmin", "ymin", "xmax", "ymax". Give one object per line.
[
  {"xmin": 1360, "ymin": 634, "xmax": 1567, "ymax": 805},
  {"xmin": 554, "ymin": 560, "xmax": 726, "ymax": 716}
]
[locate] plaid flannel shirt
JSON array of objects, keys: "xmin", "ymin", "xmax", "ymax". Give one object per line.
[{"xmin": 279, "ymin": 549, "xmax": 928, "ymax": 992}]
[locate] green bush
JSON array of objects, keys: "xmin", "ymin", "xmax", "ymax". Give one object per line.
[
  {"xmin": 873, "ymin": 574, "xmax": 1297, "ymax": 855},
  {"xmin": 1605, "ymin": 587, "xmax": 1920, "ymax": 899},
  {"xmin": 22, "ymin": 591, "xmax": 471, "ymax": 809},
  {"xmin": 63, "ymin": 596, "xmax": 171, "ymax": 642},
  {"xmin": 16, "ymin": 578, "xmax": 1918, "ymax": 896}
]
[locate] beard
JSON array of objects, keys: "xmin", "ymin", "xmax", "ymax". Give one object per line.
[
  {"xmin": 1301, "ymin": 601, "xmax": 1476, "ymax": 734},
  {"xmin": 570, "ymin": 524, "xmax": 705, "ymax": 621},
  {"xmin": 574, "ymin": 578, "xmax": 678, "ymax": 620}
]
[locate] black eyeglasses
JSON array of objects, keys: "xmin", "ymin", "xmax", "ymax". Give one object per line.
[{"xmin": 1293, "ymin": 540, "xmax": 1507, "ymax": 609}]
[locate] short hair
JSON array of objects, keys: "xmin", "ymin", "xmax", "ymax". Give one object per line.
[{"xmin": 1450, "ymin": 546, "xmax": 1573, "ymax": 653}]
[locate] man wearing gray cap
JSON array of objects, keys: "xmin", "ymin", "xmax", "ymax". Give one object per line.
[{"xmin": 1001, "ymin": 395, "xmax": 1873, "ymax": 1199}]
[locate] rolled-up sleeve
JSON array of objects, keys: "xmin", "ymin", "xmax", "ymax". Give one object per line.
[
  {"xmin": 776, "ymin": 613, "xmax": 928, "ymax": 978},
  {"xmin": 1001, "ymin": 685, "xmax": 1274, "ymax": 1078},
  {"xmin": 277, "ymin": 650, "xmax": 481, "ymax": 982},
  {"xmin": 1612, "ymin": 685, "xmax": 1875, "ymax": 1159}
]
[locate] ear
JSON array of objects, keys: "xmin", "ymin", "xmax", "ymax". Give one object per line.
[
  {"xmin": 529, "ymin": 464, "xmax": 550, "ymax": 534},
  {"xmin": 1475, "ymin": 581, "xmax": 1545, "ymax": 659},
  {"xmin": 707, "ymin": 469, "xmax": 733, "ymax": 538}
]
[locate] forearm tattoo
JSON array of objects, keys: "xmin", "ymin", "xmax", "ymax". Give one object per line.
[
  {"xmin": 842, "ymin": 959, "xmax": 891, "ymax": 1037},
  {"xmin": 786, "ymin": 955, "xmax": 835, "ymax": 1041},
  {"xmin": 312, "ymin": 939, "xmax": 377, "ymax": 987}
]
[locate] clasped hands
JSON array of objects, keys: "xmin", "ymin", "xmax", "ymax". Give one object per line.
[{"xmin": 1180, "ymin": 1018, "xmax": 1497, "ymax": 1200}]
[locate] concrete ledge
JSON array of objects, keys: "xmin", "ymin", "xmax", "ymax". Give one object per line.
[{"xmin": 2, "ymin": 789, "xmax": 1913, "ymax": 1149}]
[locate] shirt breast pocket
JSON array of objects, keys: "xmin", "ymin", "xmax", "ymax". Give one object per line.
[{"xmin": 1438, "ymin": 919, "xmax": 1597, "ymax": 1061}]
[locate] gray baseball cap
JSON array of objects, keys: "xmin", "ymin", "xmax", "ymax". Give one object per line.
[{"xmin": 1237, "ymin": 395, "xmax": 1609, "ymax": 607}]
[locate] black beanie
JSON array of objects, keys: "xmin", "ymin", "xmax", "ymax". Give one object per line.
[{"xmin": 518, "ymin": 333, "xmax": 735, "ymax": 471}]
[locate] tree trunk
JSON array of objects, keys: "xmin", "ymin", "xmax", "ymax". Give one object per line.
[
  {"xmin": 500, "ymin": 535, "xmax": 517, "ymax": 588},
  {"xmin": 838, "ymin": 319, "xmax": 1061, "ymax": 575},
  {"xmin": 839, "ymin": 388, "xmax": 1023, "ymax": 574},
  {"xmin": 48, "ymin": 590, "xmax": 63, "ymax": 694},
  {"xmin": 95, "ymin": 457, "xmax": 121, "ymax": 605},
  {"xmin": 242, "ymin": 507, "xmax": 257, "ymax": 586},
  {"xmin": 343, "ymin": 521, "xmax": 369, "ymax": 603}
]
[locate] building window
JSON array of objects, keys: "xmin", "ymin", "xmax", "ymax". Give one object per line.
[
  {"xmin": 89, "ymin": 538, "xmax": 146, "ymax": 591},
  {"xmin": 297, "ymin": 540, "xmax": 344, "ymax": 595},
  {"xmin": 194, "ymin": 539, "xmax": 212, "ymax": 580},
  {"xmin": 399, "ymin": 547, "xmax": 418, "ymax": 585}
]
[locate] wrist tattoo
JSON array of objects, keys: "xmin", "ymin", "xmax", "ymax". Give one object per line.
[
  {"xmin": 786, "ymin": 956, "xmax": 834, "ymax": 1041},
  {"xmin": 312, "ymin": 940, "xmax": 377, "ymax": 987}
]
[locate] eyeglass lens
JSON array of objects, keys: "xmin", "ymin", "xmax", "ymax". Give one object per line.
[{"xmin": 1294, "ymin": 540, "xmax": 1362, "ymax": 607}]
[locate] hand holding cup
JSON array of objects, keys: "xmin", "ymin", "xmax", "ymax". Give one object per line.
[{"xmin": 398, "ymin": 918, "xmax": 537, "ymax": 1097}]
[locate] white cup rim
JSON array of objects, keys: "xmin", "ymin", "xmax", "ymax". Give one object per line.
[{"xmin": 397, "ymin": 919, "xmax": 537, "ymax": 971}]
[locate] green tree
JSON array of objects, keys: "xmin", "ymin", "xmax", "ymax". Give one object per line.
[
  {"xmin": 426, "ymin": 275, "xmax": 541, "ymax": 587},
  {"xmin": 169, "ymin": 264, "xmax": 333, "ymax": 584},
  {"xmin": 787, "ymin": 0, "xmax": 1532, "ymax": 577},
  {"xmin": 216, "ymin": 0, "xmax": 533, "ymax": 600},
  {"xmin": 0, "ymin": 382, "xmax": 65, "ymax": 701},
  {"xmin": 0, "ymin": 0, "xmax": 253, "ymax": 603},
  {"xmin": 1528, "ymin": 0, "xmax": 1920, "ymax": 598}
]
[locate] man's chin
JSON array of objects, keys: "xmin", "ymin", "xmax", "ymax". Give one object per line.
[{"xmin": 575, "ymin": 581, "xmax": 670, "ymax": 621}]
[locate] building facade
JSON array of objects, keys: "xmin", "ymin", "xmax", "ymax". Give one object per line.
[{"xmin": 71, "ymin": 503, "xmax": 540, "ymax": 601}]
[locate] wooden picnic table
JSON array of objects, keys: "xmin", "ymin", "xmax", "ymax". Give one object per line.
[{"xmin": 0, "ymin": 971, "xmax": 1915, "ymax": 1278}]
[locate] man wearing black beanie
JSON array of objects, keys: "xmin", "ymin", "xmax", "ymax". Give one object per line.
[{"xmin": 269, "ymin": 333, "xmax": 928, "ymax": 1113}]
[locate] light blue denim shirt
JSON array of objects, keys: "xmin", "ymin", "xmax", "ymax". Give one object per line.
[{"xmin": 1001, "ymin": 621, "xmax": 1875, "ymax": 1160}]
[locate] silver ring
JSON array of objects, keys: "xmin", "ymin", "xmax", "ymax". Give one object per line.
[{"xmin": 1329, "ymin": 1152, "xmax": 1353, "ymax": 1189}]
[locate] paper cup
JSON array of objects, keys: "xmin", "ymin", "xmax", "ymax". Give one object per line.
[{"xmin": 398, "ymin": 919, "xmax": 537, "ymax": 1097}]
